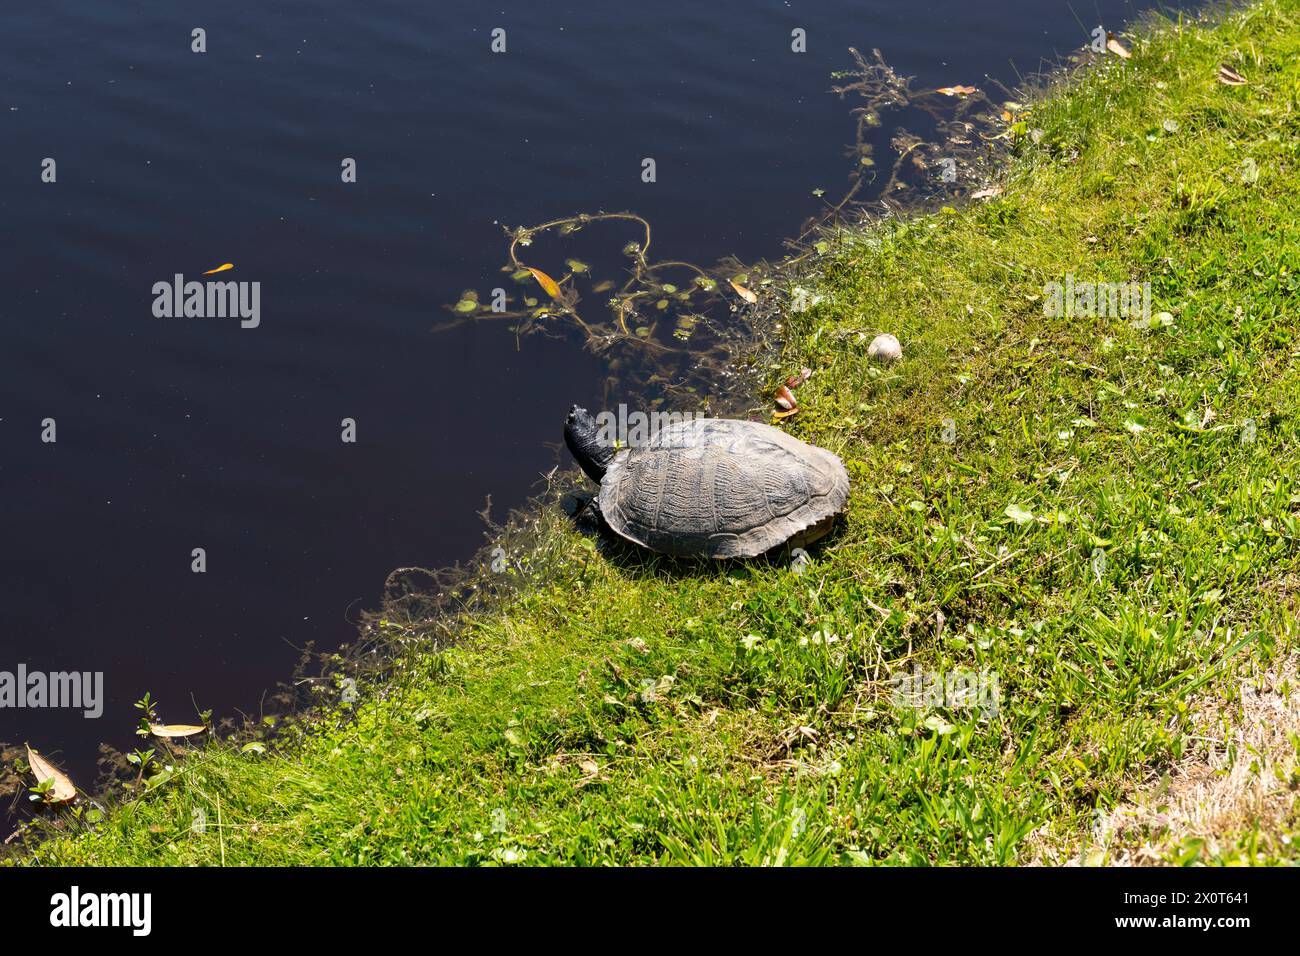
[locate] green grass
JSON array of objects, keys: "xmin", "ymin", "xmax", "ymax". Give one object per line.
[{"xmin": 17, "ymin": 0, "xmax": 1300, "ymax": 866}]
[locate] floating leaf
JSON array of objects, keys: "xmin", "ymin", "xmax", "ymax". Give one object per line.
[
  {"xmin": 526, "ymin": 266, "xmax": 562, "ymax": 300},
  {"xmin": 729, "ymin": 279, "xmax": 758, "ymax": 304},
  {"xmin": 149, "ymin": 723, "xmax": 207, "ymax": 738},
  {"xmin": 203, "ymin": 263, "xmax": 235, "ymax": 275},
  {"xmin": 936, "ymin": 85, "xmax": 978, "ymax": 96},
  {"xmin": 564, "ymin": 258, "xmax": 590, "ymax": 274},
  {"xmin": 26, "ymin": 745, "xmax": 76, "ymax": 803}
]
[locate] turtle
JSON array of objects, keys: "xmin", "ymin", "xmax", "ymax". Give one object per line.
[{"xmin": 563, "ymin": 406, "xmax": 850, "ymax": 558}]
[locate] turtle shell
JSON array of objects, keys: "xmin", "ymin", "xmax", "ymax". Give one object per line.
[{"xmin": 598, "ymin": 418, "xmax": 849, "ymax": 558}]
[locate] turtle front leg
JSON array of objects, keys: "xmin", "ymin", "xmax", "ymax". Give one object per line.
[{"xmin": 574, "ymin": 493, "xmax": 607, "ymax": 536}]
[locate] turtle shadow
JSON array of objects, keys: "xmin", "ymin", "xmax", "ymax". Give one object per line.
[{"xmin": 561, "ymin": 490, "xmax": 830, "ymax": 580}]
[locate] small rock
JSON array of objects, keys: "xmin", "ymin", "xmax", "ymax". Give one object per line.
[{"xmin": 868, "ymin": 333, "xmax": 903, "ymax": 363}]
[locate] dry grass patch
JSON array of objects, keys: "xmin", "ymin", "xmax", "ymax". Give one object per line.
[{"xmin": 1036, "ymin": 656, "xmax": 1300, "ymax": 866}]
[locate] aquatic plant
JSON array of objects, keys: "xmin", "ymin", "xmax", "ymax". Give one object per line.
[{"xmin": 433, "ymin": 48, "xmax": 1014, "ymax": 412}]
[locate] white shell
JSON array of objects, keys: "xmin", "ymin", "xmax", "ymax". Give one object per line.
[{"xmin": 867, "ymin": 333, "xmax": 902, "ymax": 362}]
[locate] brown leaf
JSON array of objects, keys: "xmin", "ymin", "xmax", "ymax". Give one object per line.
[
  {"xmin": 971, "ymin": 186, "xmax": 1003, "ymax": 200},
  {"xmin": 1217, "ymin": 64, "xmax": 1247, "ymax": 86},
  {"xmin": 936, "ymin": 85, "xmax": 978, "ymax": 97},
  {"xmin": 25, "ymin": 745, "xmax": 76, "ymax": 803},
  {"xmin": 784, "ymin": 367, "xmax": 812, "ymax": 389},
  {"xmin": 774, "ymin": 384, "xmax": 798, "ymax": 411},
  {"xmin": 149, "ymin": 723, "xmax": 207, "ymax": 738},
  {"xmin": 1105, "ymin": 33, "xmax": 1131, "ymax": 59},
  {"xmin": 525, "ymin": 266, "xmax": 562, "ymax": 300},
  {"xmin": 729, "ymin": 279, "xmax": 758, "ymax": 304},
  {"xmin": 576, "ymin": 757, "xmax": 602, "ymax": 788}
]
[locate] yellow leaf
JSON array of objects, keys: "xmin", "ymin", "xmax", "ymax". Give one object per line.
[
  {"xmin": 26, "ymin": 745, "xmax": 76, "ymax": 803},
  {"xmin": 729, "ymin": 279, "xmax": 758, "ymax": 304},
  {"xmin": 526, "ymin": 266, "xmax": 562, "ymax": 300},
  {"xmin": 1105, "ymin": 33, "xmax": 1130, "ymax": 59},
  {"xmin": 936, "ymin": 85, "xmax": 978, "ymax": 96},
  {"xmin": 149, "ymin": 723, "xmax": 207, "ymax": 738},
  {"xmin": 203, "ymin": 263, "xmax": 235, "ymax": 275}
]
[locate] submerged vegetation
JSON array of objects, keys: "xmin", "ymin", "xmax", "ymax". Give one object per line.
[
  {"xmin": 434, "ymin": 46, "xmax": 1012, "ymax": 410},
  {"xmin": 12, "ymin": 0, "xmax": 1300, "ymax": 865}
]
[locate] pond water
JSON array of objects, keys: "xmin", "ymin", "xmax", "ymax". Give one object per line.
[{"xmin": 0, "ymin": 0, "xmax": 1190, "ymax": 821}]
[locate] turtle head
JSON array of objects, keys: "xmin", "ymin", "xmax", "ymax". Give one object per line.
[{"xmin": 565, "ymin": 405, "xmax": 616, "ymax": 483}]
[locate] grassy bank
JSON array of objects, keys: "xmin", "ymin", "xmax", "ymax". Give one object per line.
[{"xmin": 21, "ymin": 0, "xmax": 1300, "ymax": 866}]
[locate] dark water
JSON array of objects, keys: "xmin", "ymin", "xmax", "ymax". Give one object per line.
[{"xmin": 1, "ymin": 0, "xmax": 1186, "ymax": 814}]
